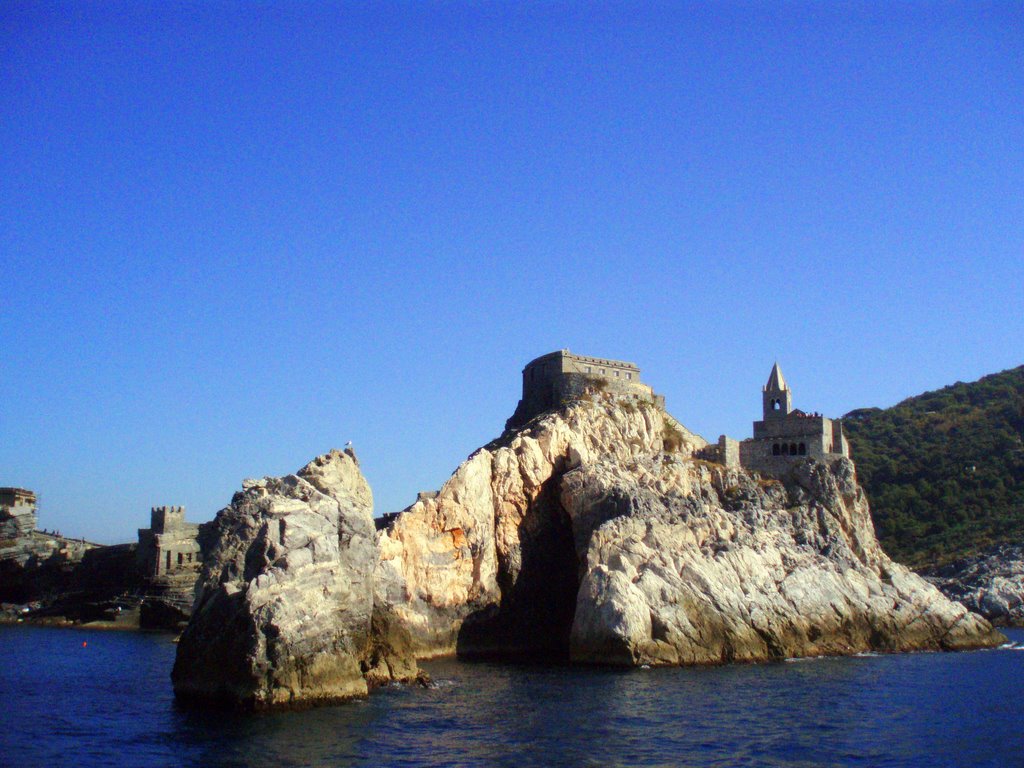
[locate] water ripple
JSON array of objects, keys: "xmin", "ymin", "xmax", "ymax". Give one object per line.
[{"xmin": 1, "ymin": 626, "xmax": 1022, "ymax": 767}]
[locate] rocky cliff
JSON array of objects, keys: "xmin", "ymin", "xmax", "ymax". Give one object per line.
[
  {"xmin": 173, "ymin": 393, "xmax": 1003, "ymax": 708},
  {"xmin": 377, "ymin": 395, "xmax": 1001, "ymax": 663},
  {"xmin": 922, "ymin": 544, "xmax": 1024, "ymax": 627},
  {"xmin": 172, "ymin": 449, "xmax": 418, "ymax": 709}
]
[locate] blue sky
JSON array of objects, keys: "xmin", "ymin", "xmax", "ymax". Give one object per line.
[{"xmin": 2, "ymin": 2, "xmax": 1021, "ymax": 543}]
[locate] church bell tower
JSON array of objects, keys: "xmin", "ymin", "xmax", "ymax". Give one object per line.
[{"xmin": 762, "ymin": 362, "xmax": 792, "ymax": 420}]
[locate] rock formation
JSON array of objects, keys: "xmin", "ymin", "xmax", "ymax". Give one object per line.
[
  {"xmin": 0, "ymin": 490, "xmax": 103, "ymax": 606},
  {"xmin": 172, "ymin": 448, "xmax": 418, "ymax": 709},
  {"xmin": 377, "ymin": 394, "xmax": 1002, "ymax": 664},
  {"xmin": 173, "ymin": 391, "xmax": 1003, "ymax": 708},
  {"xmin": 922, "ymin": 544, "xmax": 1024, "ymax": 627}
]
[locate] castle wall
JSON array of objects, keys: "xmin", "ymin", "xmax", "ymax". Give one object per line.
[
  {"xmin": 507, "ymin": 350, "xmax": 655, "ymax": 430},
  {"xmin": 719, "ymin": 436, "xmax": 740, "ymax": 468}
]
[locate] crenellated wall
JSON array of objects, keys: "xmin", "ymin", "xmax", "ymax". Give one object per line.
[{"xmin": 506, "ymin": 349, "xmax": 658, "ymax": 430}]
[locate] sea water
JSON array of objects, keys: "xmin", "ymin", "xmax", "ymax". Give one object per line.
[{"xmin": 1, "ymin": 624, "xmax": 1021, "ymax": 767}]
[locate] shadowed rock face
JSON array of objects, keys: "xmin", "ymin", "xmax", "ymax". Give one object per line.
[
  {"xmin": 171, "ymin": 449, "xmax": 416, "ymax": 709},
  {"xmin": 922, "ymin": 544, "xmax": 1024, "ymax": 627}
]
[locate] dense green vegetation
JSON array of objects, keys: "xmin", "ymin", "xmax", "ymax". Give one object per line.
[{"xmin": 843, "ymin": 366, "xmax": 1024, "ymax": 568}]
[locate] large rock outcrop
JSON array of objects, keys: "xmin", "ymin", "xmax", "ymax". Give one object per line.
[
  {"xmin": 377, "ymin": 394, "xmax": 1002, "ymax": 663},
  {"xmin": 172, "ymin": 449, "xmax": 417, "ymax": 709},
  {"xmin": 922, "ymin": 544, "xmax": 1024, "ymax": 627},
  {"xmin": 173, "ymin": 393, "xmax": 1003, "ymax": 708},
  {"xmin": 562, "ymin": 454, "xmax": 996, "ymax": 663}
]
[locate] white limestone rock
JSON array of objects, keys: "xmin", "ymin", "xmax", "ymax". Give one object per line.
[
  {"xmin": 561, "ymin": 455, "xmax": 999, "ymax": 664},
  {"xmin": 174, "ymin": 390, "xmax": 1005, "ymax": 709},
  {"xmin": 377, "ymin": 393, "xmax": 1003, "ymax": 663},
  {"xmin": 172, "ymin": 448, "xmax": 417, "ymax": 709},
  {"xmin": 376, "ymin": 394, "xmax": 703, "ymax": 657}
]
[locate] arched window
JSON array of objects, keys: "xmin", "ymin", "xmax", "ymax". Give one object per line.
[
  {"xmin": 772, "ymin": 443, "xmax": 780, "ymax": 456},
  {"xmin": 798, "ymin": 443, "xmax": 806, "ymax": 455},
  {"xmin": 790, "ymin": 443, "xmax": 797, "ymax": 455},
  {"xmin": 781, "ymin": 443, "xmax": 788, "ymax": 455},
  {"xmin": 772, "ymin": 399, "xmax": 781, "ymax": 411}
]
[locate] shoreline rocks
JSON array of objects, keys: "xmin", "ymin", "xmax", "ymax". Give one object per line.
[{"xmin": 921, "ymin": 544, "xmax": 1024, "ymax": 627}]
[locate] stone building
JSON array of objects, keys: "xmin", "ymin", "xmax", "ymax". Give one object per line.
[
  {"xmin": 506, "ymin": 349, "xmax": 663, "ymax": 430},
  {"xmin": 136, "ymin": 506, "xmax": 201, "ymax": 578},
  {"xmin": 0, "ymin": 488, "xmax": 38, "ymax": 539},
  {"xmin": 712, "ymin": 363, "xmax": 850, "ymax": 474}
]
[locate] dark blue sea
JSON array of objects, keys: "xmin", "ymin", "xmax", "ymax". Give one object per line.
[{"xmin": 1, "ymin": 624, "xmax": 1021, "ymax": 768}]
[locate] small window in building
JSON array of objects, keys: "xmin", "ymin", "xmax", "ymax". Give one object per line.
[
  {"xmin": 165, "ymin": 552, "xmax": 171, "ymax": 570},
  {"xmin": 178, "ymin": 552, "xmax": 184, "ymax": 566},
  {"xmin": 790, "ymin": 443, "xmax": 797, "ymax": 455},
  {"xmin": 626, "ymin": 372, "xmax": 632, "ymax": 380},
  {"xmin": 614, "ymin": 370, "xmax": 620, "ymax": 377},
  {"xmin": 586, "ymin": 366, "xmax": 591, "ymax": 373},
  {"xmin": 799, "ymin": 443, "xmax": 806, "ymax": 455},
  {"xmin": 772, "ymin": 444, "xmax": 781, "ymax": 456}
]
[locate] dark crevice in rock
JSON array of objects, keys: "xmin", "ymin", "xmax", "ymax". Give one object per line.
[{"xmin": 457, "ymin": 479, "xmax": 579, "ymax": 662}]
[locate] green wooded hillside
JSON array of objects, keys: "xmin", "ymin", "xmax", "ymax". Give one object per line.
[{"xmin": 843, "ymin": 365, "xmax": 1024, "ymax": 568}]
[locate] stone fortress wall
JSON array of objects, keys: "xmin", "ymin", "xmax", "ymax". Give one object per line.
[{"xmin": 506, "ymin": 349, "xmax": 663, "ymax": 430}]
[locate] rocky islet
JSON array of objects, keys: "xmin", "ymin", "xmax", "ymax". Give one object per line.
[{"xmin": 172, "ymin": 385, "xmax": 1005, "ymax": 708}]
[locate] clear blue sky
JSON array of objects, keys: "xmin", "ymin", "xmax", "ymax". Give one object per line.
[{"xmin": 2, "ymin": 2, "xmax": 1021, "ymax": 543}]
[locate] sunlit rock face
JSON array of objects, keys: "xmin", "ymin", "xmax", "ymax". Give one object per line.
[
  {"xmin": 377, "ymin": 395, "xmax": 1002, "ymax": 664},
  {"xmin": 172, "ymin": 449, "xmax": 416, "ymax": 709},
  {"xmin": 562, "ymin": 454, "xmax": 999, "ymax": 664},
  {"xmin": 174, "ymin": 393, "xmax": 1003, "ymax": 709}
]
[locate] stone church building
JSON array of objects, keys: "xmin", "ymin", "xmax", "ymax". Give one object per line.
[{"xmin": 720, "ymin": 362, "xmax": 850, "ymax": 474}]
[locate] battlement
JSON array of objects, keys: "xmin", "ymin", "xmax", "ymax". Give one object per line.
[
  {"xmin": 506, "ymin": 349, "xmax": 659, "ymax": 430},
  {"xmin": 138, "ymin": 505, "xmax": 201, "ymax": 579},
  {"xmin": 150, "ymin": 505, "xmax": 186, "ymax": 532}
]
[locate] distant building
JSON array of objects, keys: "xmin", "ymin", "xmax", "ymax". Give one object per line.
[
  {"xmin": 710, "ymin": 363, "xmax": 849, "ymax": 473},
  {"xmin": 0, "ymin": 487, "xmax": 38, "ymax": 539},
  {"xmin": 136, "ymin": 506, "xmax": 201, "ymax": 578},
  {"xmin": 506, "ymin": 349, "xmax": 663, "ymax": 430}
]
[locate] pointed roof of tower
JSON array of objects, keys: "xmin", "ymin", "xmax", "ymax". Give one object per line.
[{"xmin": 765, "ymin": 362, "xmax": 788, "ymax": 391}]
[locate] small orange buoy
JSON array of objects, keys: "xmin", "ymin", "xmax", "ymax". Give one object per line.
[{"xmin": 82, "ymin": 641, "xmax": 87, "ymax": 647}]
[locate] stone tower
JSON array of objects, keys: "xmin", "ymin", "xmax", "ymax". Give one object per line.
[{"xmin": 762, "ymin": 362, "xmax": 792, "ymax": 420}]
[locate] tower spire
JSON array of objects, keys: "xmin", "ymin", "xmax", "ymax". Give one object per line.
[
  {"xmin": 762, "ymin": 362, "xmax": 792, "ymax": 418},
  {"xmin": 765, "ymin": 362, "xmax": 788, "ymax": 392}
]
